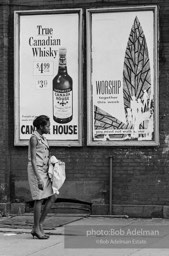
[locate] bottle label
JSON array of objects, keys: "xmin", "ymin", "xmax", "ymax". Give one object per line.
[{"xmin": 53, "ymin": 89, "xmax": 72, "ymax": 119}]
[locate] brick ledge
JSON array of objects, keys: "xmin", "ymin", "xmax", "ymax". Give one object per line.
[{"xmin": 1, "ymin": 203, "xmax": 169, "ymax": 218}]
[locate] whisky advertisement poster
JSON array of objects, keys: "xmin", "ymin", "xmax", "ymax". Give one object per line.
[
  {"xmin": 87, "ymin": 6, "xmax": 159, "ymax": 146},
  {"xmin": 14, "ymin": 10, "xmax": 82, "ymax": 146}
]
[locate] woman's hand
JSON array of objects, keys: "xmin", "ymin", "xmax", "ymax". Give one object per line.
[{"xmin": 37, "ymin": 179, "xmax": 44, "ymax": 190}]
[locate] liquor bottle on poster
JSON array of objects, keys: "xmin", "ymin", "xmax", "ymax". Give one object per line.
[{"xmin": 53, "ymin": 48, "xmax": 73, "ymax": 123}]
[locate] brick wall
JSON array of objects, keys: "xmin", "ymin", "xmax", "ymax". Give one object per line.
[
  {"xmin": 0, "ymin": 2, "xmax": 10, "ymax": 203},
  {"xmin": 0, "ymin": 0, "xmax": 169, "ymax": 216}
]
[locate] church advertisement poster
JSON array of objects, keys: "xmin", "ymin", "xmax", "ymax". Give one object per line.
[{"xmin": 87, "ymin": 6, "xmax": 159, "ymax": 146}]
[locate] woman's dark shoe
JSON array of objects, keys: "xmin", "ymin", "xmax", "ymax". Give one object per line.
[
  {"xmin": 31, "ymin": 231, "xmax": 49, "ymax": 239},
  {"xmin": 31, "ymin": 226, "xmax": 50, "ymax": 239},
  {"xmin": 40, "ymin": 224, "xmax": 50, "ymax": 238}
]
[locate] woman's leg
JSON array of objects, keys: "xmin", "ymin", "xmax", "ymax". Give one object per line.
[
  {"xmin": 33, "ymin": 199, "xmax": 43, "ymax": 235},
  {"xmin": 39, "ymin": 194, "xmax": 57, "ymax": 234}
]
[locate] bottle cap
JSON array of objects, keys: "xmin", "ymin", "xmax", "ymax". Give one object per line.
[{"xmin": 59, "ymin": 48, "xmax": 67, "ymax": 56}]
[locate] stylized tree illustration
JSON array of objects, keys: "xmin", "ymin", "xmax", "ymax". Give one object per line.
[
  {"xmin": 94, "ymin": 16, "xmax": 153, "ymax": 140},
  {"xmin": 123, "ymin": 16, "xmax": 151, "ymax": 114},
  {"xmin": 94, "ymin": 106, "xmax": 127, "ymax": 130}
]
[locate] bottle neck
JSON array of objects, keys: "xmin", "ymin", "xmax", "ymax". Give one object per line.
[{"xmin": 58, "ymin": 55, "xmax": 67, "ymax": 74}]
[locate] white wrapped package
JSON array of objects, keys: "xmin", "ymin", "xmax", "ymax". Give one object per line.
[{"xmin": 48, "ymin": 156, "xmax": 66, "ymax": 194}]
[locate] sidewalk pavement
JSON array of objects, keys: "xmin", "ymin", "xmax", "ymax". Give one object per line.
[{"xmin": 0, "ymin": 214, "xmax": 169, "ymax": 256}]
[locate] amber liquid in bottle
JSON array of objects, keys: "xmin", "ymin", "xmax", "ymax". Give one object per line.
[{"xmin": 53, "ymin": 48, "xmax": 73, "ymax": 123}]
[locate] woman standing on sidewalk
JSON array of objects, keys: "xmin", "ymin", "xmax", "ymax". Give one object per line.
[{"xmin": 27, "ymin": 115, "xmax": 57, "ymax": 239}]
